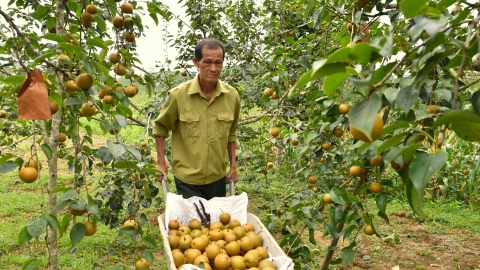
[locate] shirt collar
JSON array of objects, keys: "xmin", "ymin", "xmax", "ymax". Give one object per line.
[{"xmin": 188, "ymin": 75, "xmax": 230, "ymax": 96}]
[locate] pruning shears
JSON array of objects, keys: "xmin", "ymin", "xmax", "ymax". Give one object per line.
[{"xmin": 194, "ymin": 200, "xmax": 210, "ymax": 228}]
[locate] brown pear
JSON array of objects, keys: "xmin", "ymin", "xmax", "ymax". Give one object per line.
[
  {"xmin": 233, "ymin": 226, "xmax": 246, "ymax": 239},
  {"xmin": 210, "ymin": 221, "xmax": 223, "ymax": 230},
  {"xmin": 239, "ymin": 236, "xmax": 254, "ymax": 252},
  {"xmin": 190, "ymin": 229, "xmax": 202, "ymax": 239},
  {"xmin": 178, "ymin": 235, "xmax": 193, "ymax": 251},
  {"xmin": 258, "ymin": 259, "xmax": 276, "ymax": 269},
  {"xmin": 189, "ymin": 219, "xmax": 202, "ymax": 230},
  {"xmin": 231, "ymin": 255, "xmax": 247, "ymax": 270},
  {"xmin": 242, "ymin": 222, "xmax": 254, "ymax": 233},
  {"xmin": 220, "ymin": 212, "xmax": 231, "ymax": 225},
  {"xmin": 168, "ymin": 235, "xmax": 180, "ymax": 249},
  {"xmin": 255, "ymin": 246, "xmax": 269, "ymax": 260},
  {"xmin": 205, "ymin": 243, "xmax": 221, "ymax": 261},
  {"xmin": 214, "ymin": 253, "xmax": 231, "ymax": 270},
  {"xmin": 208, "ymin": 228, "xmax": 224, "ymax": 241},
  {"xmin": 225, "ymin": 240, "xmax": 241, "ymax": 256},
  {"xmin": 171, "ymin": 249, "xmax": 185, "ymax": 267},
  {"xmin": 184, "ymin": 248, "xmax": 202, "ymax": 265},
  {"xmin": 228, "ymin": 219, "xmax": 241, "ymax": 229},
  {"xmin": 244, "ymin": 250, "xmax": 260, "ymax": 268},
  {"xmin": 177, "ymin": 225, "xmax": 191, "ymax": 236},
  {"xmin": 191, "ymin": 236, "xmax": 208, "ymax": 252}
]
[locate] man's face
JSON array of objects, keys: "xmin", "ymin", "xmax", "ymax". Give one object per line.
[{"xmin": 193, "ymin": 47, "xmax": 224, "ymax": 85}]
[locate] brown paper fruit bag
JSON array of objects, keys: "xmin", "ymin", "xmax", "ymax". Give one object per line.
[{"xmin": 17, "ymin": 69, "xmax": 52, "ymax": 120}]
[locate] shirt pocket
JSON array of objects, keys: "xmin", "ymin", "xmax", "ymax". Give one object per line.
[
  {"xmin": 179, "ymin": 113, "xmax": 200, "ymax": 138},
  {"xmin": 217, "ymin": 112, "xmax": 234, "ymax": 138}
]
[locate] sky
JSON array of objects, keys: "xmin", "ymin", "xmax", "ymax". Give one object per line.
[{"xmin": 134, "ymin": 2, "xmax": 186, "ymax": 72}]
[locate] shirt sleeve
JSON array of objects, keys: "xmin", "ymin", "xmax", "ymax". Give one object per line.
[
  {"xmin": 152, "ymin": 92, "xmax": 178, "ymax": 138},
  {"xmin": 228, "ymin": 90, "xmax": 240, "ymax": 143}
]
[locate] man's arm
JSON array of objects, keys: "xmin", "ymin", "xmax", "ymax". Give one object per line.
[
  {"xmin": 226, "ymin": 141, "xmax": 238, "ymax": 183},
  {"xmin": 155, "ymin": 136, "xmax": 168, "ymax": 181}
]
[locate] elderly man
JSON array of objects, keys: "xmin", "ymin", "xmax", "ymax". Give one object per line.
[{"xmin": 153, "ymin": 38, "xmax": 240, "ymax": 200}]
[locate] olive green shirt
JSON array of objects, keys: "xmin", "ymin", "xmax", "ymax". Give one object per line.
[{"xmin": 152, "ymin": 75, "xmax": 240, "ymax": 185}]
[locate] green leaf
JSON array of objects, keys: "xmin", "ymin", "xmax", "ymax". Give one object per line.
[
  {"xmin": 0, "ymin": 161, "xmax": 18, "ymax": 174},
  {"xmin": 22, "ymin": 258, "xmax": 40, "ymax": 270},
  {"xmin": 107, "ymin": 140, "xmax": 126, "ymax": 158},
  {"xmin": 399, "ymin": 0, "xmax": 429, "ymax": 18},
  {"xmin": 97, "ymin": 147, "xmax": 113, "ymax": 165},
  {"xmin": 41, "ymin": 33, "xmax": 70, "ymax": 42},
  {"xmin": 409, "ymin": 151, "xmax": 447, "ymax": 200},
  {"xmin": 45, "ymin": 214, "xmax": 60, "ymax": 231},
  {"xmin": 53, "ymin": 199, "xmax": 70, "ymax": 213},
  {"xmin": 94, "ymin": 15, "xmax": 106, "ymax": 31},
  {"xmin": 324, "ymin": 73, "xmax": 350, "ymax": 98},
  {"xmin": 433, "ymin": 110, "xmax": 480, "ymax": 141},
  {"xmin": 382, "ymin": 122, "xmax": 410, "ymax": 136},
  {"xmin": 371, "ymin": 62, "xmax": 396, "ymax": 85},
  {"xmin": 307, "ymin": 228, "xmax": 316, "ymax": 245},
  {"xmin": 437, "ymin": 0, "xmax": 456, "ymax": 10},
  {"xmin": 376, "ymin": 193, "xmax": 388, "ymax": 213},
  {"xmin": 141, "ymin": 251, "xmax": 154, "ymax": 264},
  {"xmin": 40, "ymin": 144, "xmax": 52, "ymax": 160},
  {"xmin": 396, "ymin": 86, "xmax": 418, "ymax": 112},
  {"xmin": 91, "ymin": 60, "xmax": 110, "ymax": 77},
  {"xmin": 348, "ymin": 92, "xmax": 382, "ymax": 141},
  {"xmin": 406, "ymin": 175, "xmax": 426, "ymax": 218},
  {"xmin": 58, "ymin": 188, "xmax": 79, "ymax": 201},
  {"xmin": 347, "ymin": 212, "xmax": 361, "ymax": 223},
  {"xmin": 294, "ymin": 61, "xmax": 346, "ymax": 90},
  {"xmin": 330, "ymin": 187, "xmax": 348, "ymax": 206},
  {"xmin": 378, "ymin": 210, "xmax": 390, "ymax": 224},
  {"xmin": 113, "ymin": 160, "xmax": 138, "ymax": 169},
  {"xmin": 27, "ymin": 217, "xmax": 47, "ymax": 239},
  {"xmin": 64, "ymin": 97, "xmax": 83, "ymax": 107},
  {"xmin": 3, "ymin": 75, "xmax": 26, "ymax": 84},
  {"xmin": 114, "ymin": 114, "xmax": 128, "ymax": 128},
  {"xmin": 377, "ymin": 133, "xmax": 408, "ymax": 154},
  {"xmin": 349, "ymin": 43, "xmax": 377, "ymax": 64},
  {"xmin": 473, "ymin": 90, "xmax": 480, "ymax": 116},
  {"xmin": 36, "ymin": 5, "xmax": 49, "ymax": 17},
  {"xmin": 86, "ymin": 38, "xmax": 107, "ymax": 49},
  {"xmin": 143, "ymin": 235, "xmax": 158, "ymax": 248},
  {"xmin": 58, "ymin": 43, "xmax": 83, "ymax": 54},
  {"xmin": 384, "ymin": 144, "xmax": 418, "ymax": 164},
  {"xmin": 142, "ymin": 179, "xmax": 151, "ymax": 198},
  {"xmin": 83, "ymin": 59, "xmax": 94, "ymax": 74},
  {"xmin": 70, "ymin": 223, "xmax": 86, "ymax": 246},
  {"xmin": 139, "ymin": 167, "xmax": 163, "ymax": 175},
  {"xmin": 342, "ymin": 248, "xmax": 355, "ymax": 266},
  {"xmin": 126, "ymin": 146, "xmax": 142, "ymax": 161},
  {"xmin": 32, "ymin": 51, "xmax": 57, "ymax": 66},
  {"xmin": 99, "ymin": 119, "xmax": 111, "ymax": 133},
  {"xmin": 60, "ymin": 214, "xmax": 72, "ymax": 238},
  {"xmin": 18, "ymin": 226, "xmax": 33, "ymax": 245}
]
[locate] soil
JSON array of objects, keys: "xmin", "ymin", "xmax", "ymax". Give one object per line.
[{"xmin": 314, "ymin": 212, "xmax": 480, "ymax": 270}]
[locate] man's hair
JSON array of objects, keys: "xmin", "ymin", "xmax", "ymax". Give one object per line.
[{"xmin": 195, "ymin": 38, "xmax": 225, "ymax": 61}]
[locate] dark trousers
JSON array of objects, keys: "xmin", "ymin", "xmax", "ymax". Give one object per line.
[{"xmin": 174, "ymin": 176, "xmax": 226, "ymax": 200}]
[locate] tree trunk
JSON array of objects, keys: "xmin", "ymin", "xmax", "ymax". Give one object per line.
[
  {"xmin": 47, "ymin": 1, "xmax": 66, "ymax": 269},
  {"xmin": 274, "ymin": 145, "xmax": 282, "ymax": 166}
]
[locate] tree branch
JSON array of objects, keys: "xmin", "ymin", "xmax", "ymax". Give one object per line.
[{"xmin": 0, "ymin": 9, "xmax": 72, "ymax": 79}]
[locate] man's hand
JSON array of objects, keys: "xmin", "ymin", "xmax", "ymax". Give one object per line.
[
  {"xmin": 157, "ymin": 159, "xmax": 168, "ymax": 181},
  {"xmin": 155, "ymin": 136, "xmax": 168, "ymax": 181},
  {"xmin": 226, "ymin": 167, "xmax": 238, "ymax": 183}
]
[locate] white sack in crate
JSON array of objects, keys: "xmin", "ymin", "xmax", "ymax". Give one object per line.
[
  {"xmin": 164, "ymin": 192, "xmax": 249, "ymax": 229},
  {"xmin": 180, "ymin": 256, "xmax": 294, "ymax": 270}
]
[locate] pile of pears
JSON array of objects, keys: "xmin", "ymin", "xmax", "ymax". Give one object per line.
[{"xmin": 167, "ymin": 212, "xmax": 277, "ymax": 270}]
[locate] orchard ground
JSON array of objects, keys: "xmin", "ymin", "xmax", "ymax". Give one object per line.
[{"xmin": 0, "ymin": 131, "xmax": 479, "ymax": 269}]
